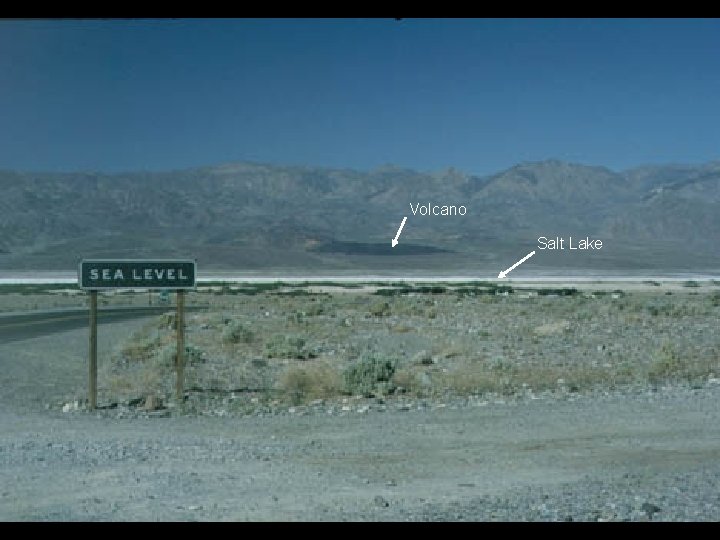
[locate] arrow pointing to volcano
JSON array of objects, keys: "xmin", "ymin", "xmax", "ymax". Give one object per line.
[{"xmin": 391, "ymin": 217, "xmax": 407, "ymax": 248}]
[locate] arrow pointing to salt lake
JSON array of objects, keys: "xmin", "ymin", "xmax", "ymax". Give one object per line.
[
  {"xmin": 498, "ymin": 250, "xmax": 535, "ymax": 279},
  {"xmin": 391, "ymin": 217, "xmax": 407, "ymax": 248}
]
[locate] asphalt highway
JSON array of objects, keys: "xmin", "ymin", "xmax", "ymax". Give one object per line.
[{"xmin": 0, "ymin": 305, "xmax": 207, "ymax": 344}]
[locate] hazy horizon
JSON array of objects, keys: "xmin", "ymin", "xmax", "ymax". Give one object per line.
[{"xmin": 2, "ymin": 156, "xmax": 720, "ymax": 178}]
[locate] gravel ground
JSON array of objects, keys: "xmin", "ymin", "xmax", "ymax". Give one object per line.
[
  {"xmin": 62, "ymin": 287, "xmax": 720, "ymax": 417},
  {"xmin": 1, "ymin": 307, "xmax": 720, "ymax": 521}
]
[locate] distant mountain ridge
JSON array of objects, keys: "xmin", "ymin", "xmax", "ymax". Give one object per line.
[{"xmin": 0, "ymin": 159, "xmax": 718, "ymax": 272}]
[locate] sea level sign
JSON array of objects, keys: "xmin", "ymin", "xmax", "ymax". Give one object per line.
[{"xmin": 79, "ymin": 259, "xmax": 196, "ymax": 290}]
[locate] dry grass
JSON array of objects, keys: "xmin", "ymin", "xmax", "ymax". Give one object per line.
[
  {"xmin": 646, "ymin": 342, "xmax": 719, "ymax": 384},
  {"xmin": 388, "ymin": 323, "xmax": 415, "ymax": 334},
  {"xmin": 278, "ymin": 360, "xmax": 344, "ymax": 404},
  {"xmin": 438, "ymin": 365, "xmax": 510, "ymax": 395},
  {"xmin": 532, "ymin": 320, "xmax": 571, "ymax": 336},
  {"xmin": 104, "ymin": 357, "xmax": 165, "ymax": 400},
  {"xmin": 120, "ymin": 334, "xmax": 160, "ymax": 362}
]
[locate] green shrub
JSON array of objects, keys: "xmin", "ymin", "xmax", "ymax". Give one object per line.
[
  {"xmin": 305, "ymin": 303, "xmax": 325, "ymax": 316},
  {"xmin": 222, "ymin": 320, "xmax": 254, "ymax": 344},
  {"xmin": 369, "ymin": 301, "xmax": 391, "ymax": 317},
  {"xmin": 157, "ymin": 343, "xmax": 205, "ymax": 366},
  {"xmin": 344, "ymin": 355, "xmax": 396, "ymax": 397},
  {"xmin": 265, "ymin": 335, "xmax": 315, "ymax": 359},
  {"xmin": 534, "ymin": 288, "xmax": 577, "ymax": 296}
]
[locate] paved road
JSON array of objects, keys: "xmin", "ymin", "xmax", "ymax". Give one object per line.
[{"xmin": 0, "ymin": 305, "xmax": 207, "ymax": 344}]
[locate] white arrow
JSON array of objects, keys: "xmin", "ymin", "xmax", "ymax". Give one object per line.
[
  {"xmin": 391, "ymin": 216, "xmax": 407, "ymax": 248},
  {"xmin": 498, "ymin": 250, "xmax": 535, "ymax": 279}
]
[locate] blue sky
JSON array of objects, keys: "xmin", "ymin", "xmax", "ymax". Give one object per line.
[{"xmin": 1, "ymin": 18, "xmax": 719, "ymax": 175}]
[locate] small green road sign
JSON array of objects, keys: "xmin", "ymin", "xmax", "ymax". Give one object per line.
[
  {"xmin": 79, "ymin": 259, "xmax": 196, "ymax": 408},
  {"xmin": 79, "ymin": 259, "xmax": 196, "ymax": 290}
]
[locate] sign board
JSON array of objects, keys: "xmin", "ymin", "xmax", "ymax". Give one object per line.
[{"xmin": 79, "ymin": 259, "xmax": 196, "ymax": 290}]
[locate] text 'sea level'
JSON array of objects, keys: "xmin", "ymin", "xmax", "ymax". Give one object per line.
[
  {"xmin": 89, "ymin": 268, "xmax": 190, "ymax": 281},
  {"xmin": 79, "ymin": 260, "xmax": 196, "ymax": 290}
]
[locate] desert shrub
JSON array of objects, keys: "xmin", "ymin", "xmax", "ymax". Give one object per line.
[
  {"xmin": 344, "ymin": 355, "xmax": 396, "ymax": 396},
  {"xmin": 184, "ymin": 345, "xmax": 206, "ymax": 364},
  {"xmin": 157, "ymin": 343, "xmax": 205, "ymax": 366},
  {"xmin": 287, "ymin": 301, "xmax": 327, "ymax": 323},
  {"xmin": 278, "ymin": 362, "xmax": 343, "ymax": 404},
  {"xmin": 158, "ymin": 312, "xmax": 177, "ymax": 329},
  {"xmin": 646, "ymin": 342, "xmax": 718, "ymax": 384},
  {"xmin": 682, "ymin": 280, "xmax": 700, "ymax": 288},
  {"xmin": 373, "ymin": 286, "xmax": 448, "ymax": 296},
  {"xmin": 288, "ymin": 311, "xmax": 308, "ymax": 325},
  {"xmin": 417, "ymin": 286, "xmax": 447, "ymax": 294},
  {"xmin": 374, "ymin": 288, "xmax": 407, "ymax": 296},
  {"xmin": 265, "ymin": 334, "xmax": 315, "ymax": 359},
  {"xmin": 304, "ymin": 303, "xmax": 325, "ymax": 316},
  {"xmin": 454, "ymin": 286, "xmax": 497, "ymax": 297},
  {"xmin": 121, "ymin": 335, "xmax": 160, "ymax": 362},
  {"xmin": 647, "ymin": 342, "xmax": 684, "ymax": 383},
  {"xmin": 644, "ymin": 299, "xmax": 676, "ymax": 317},
  {"xmin": 534, "ymin": 288, "xmax": 577, "ymax": 296},
  {"xmin": 368, "ymin": 301, "xmax": 391, "ymax": 317},
  {"xmin": 222, "ymin": 320, "xmax": 254, "ymax": 344}
]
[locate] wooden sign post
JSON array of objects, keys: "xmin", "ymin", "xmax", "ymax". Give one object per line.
[
  {"xmin": 176, "ymin": 290, "xmax": 185, "ymax": 400},
  {"xmin": 89, "ymin": 290, "xmax": 98, "ymax": 410},
  {"xmin": 78, "ymin": 259, "xmax": 197, "ymax": 410}
]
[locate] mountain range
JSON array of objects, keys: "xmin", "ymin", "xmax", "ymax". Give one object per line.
[{"xmin": 0, "ymin": 159, "xmax": 719, "ymax": 274}]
